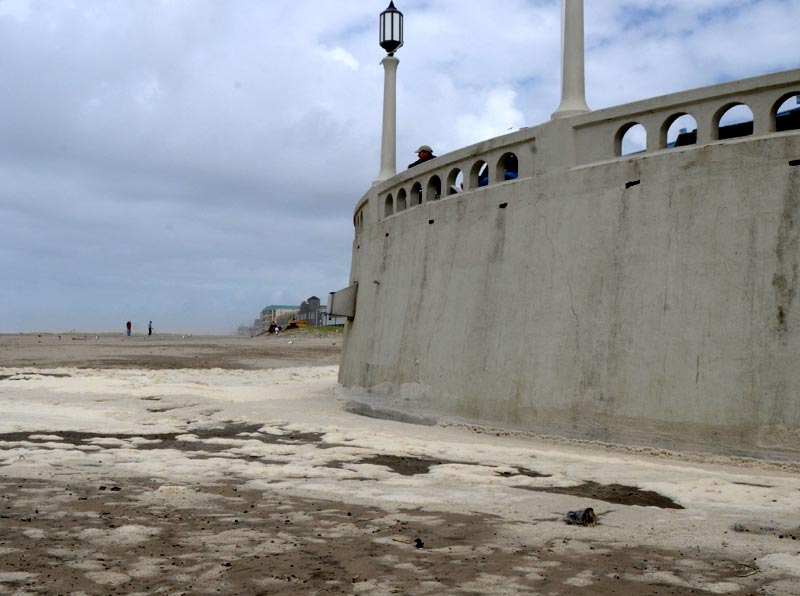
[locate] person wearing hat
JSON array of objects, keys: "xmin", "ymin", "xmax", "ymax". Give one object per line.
[{"xmin": 408, "ymin": 145, "xmax": 436, "ymax": 168}]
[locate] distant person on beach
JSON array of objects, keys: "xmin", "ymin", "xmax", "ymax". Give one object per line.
[
  {"xmin": 148, "ymin": 321, "xmax": 153, "ymax": 336},
  {"xmin": 126, "ymin": 321, "xmax": 132, "ymax": 336},
  {"xmin": 408, "ymin": 145, "xmax": 436, "ymax": 168}
]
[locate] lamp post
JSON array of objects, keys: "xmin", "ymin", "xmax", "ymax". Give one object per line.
[
  {"xmin": 552, "ymin": 0, "xmax": 590, "ymax": 119},
  {"xmin": 375, "ymin": 2, "xmax": 403, "ymax": 183}
]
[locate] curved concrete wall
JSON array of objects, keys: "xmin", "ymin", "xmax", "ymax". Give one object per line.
[{"xmin": 340, "ymin": 70, "xmax": 800, "ymax": 459}]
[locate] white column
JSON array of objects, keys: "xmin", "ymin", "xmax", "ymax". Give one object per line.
[
  {"xmin": 376, "ymin": 55, "xmax": 399, "ymax": 183},
  {"xmin": 552, "ymin": 0, "xmax": 591, "ymax": 119}
]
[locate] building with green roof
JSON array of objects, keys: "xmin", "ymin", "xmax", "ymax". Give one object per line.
[{"xmin": 259, "ymin": 305, "xmax": 300, "ymax": 330}]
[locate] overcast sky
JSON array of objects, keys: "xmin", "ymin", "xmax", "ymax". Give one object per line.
[{"xmin": 1, "ymin": 0, "xmax": 798, "ymax": 334}]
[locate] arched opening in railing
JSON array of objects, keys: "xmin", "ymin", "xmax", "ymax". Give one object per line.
[
  {"xmin": 773, "ymin": 93, "xmax": 800, "ymax": 132},
  {"xmin": 426, "ymin": 175, "xmax": 442, "ymax": 201},
  {"xmin": 496, "ymin": 152, "xmax": 519, "ymax": 182},
  {"xmin": 471, "ymin": 160, "xmax": 488, "ymax": 188},
  {"xmin": 384, "ymin": 194, "xmax": 393, "ymax": 218},
  {"xmin": 410, "ymin": 182, "xmax": 423, "ymax": 207},
  {"xmin": 397, "ymin": 188, "xmax": 407, "ymax": 212},
  {"xmin": 662, "ymin": 113, "xmax": 698, "ymax": 148},
  {"xmin": 715, "ymin": 103, "xmax": 753, "ymax": 140},
  {"xmin": 447, "ymin": 168, "xmax": 463, "ymax": 195},
  {"xmin": 616, "ymin": 122, "xmax": 646, "ymax": 156}
]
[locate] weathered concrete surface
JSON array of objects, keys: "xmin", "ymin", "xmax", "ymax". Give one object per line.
[{"xmin": 340, "ymin": 131, "xmax": 800, "ymax": 459}]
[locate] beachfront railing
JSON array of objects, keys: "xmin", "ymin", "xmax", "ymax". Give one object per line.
[
  {"xmin": 571, "ymin": 68, "xmax": 800, "ymax": 165},
  {"xmin": 354, "ymin": 68, "xmax": 800, "ymax": 230},
  {"xmin": 374, "ymin": 136, "xmax": 534, "ymax": 222}
]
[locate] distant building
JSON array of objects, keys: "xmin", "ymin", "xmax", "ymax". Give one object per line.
[
  {"xmin": 256, "ymin": 297, "xmax": 345, "ymax": 332},
  {"xmin": 298, "ymin": 296, "xmax": 326, "ymax": 326},
  {"xmin": 296, "ymin": 296, "xmax": 347, "ymax": 326},
  {"xmin": 323, "ymin": 313, "xmax": 347, "ymax": 326},
  {"xmin": 260, "ymin": 305, "xmax": 299, "ymax": 329}
]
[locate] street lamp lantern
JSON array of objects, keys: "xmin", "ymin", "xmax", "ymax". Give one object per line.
[
  {"xmin": 379, "ymin": 1, "xmax": 403, "ymax": 55},
  {"xmin": 375, "ymin": 2, "xmax": 402, "ymax": 183}
]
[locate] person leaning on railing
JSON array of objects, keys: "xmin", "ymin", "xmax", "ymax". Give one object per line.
[{"xmin": 408, "ymin": 144, "xmax": 436, "ymax": 168}]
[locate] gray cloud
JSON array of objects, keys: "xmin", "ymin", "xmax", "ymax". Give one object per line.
[{"xmin": 1, "ymin": 0, "xmax": 797, "ymax": 332}]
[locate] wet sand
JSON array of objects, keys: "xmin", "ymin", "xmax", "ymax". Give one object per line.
[
  {"xmin": 0, "ymin": 476, "xmax": 767, "ymax": 596},
  {"xmin": 0, "ymin": 331, "xmax": 341, "ymax": 371},
  {"xmin": 1, "ymin": 333, "xmax": 799, "ymax": 595}
]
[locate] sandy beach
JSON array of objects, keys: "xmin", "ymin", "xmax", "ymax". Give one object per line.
[{"xmin": 1, "ymin": 332, "xmax": 799, "ymax": 595}]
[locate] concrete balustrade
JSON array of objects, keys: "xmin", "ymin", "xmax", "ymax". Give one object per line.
[
  {"xmin": 358, "ymin": 69, "xmax": 799, "ymax": 230},
  {"xmin": 375, "ymin": 139, "xmax": 533, "ymax": 221},
  {"xmin": 572, "ymin": 68, "xmax": 800, "ymax": 164}
]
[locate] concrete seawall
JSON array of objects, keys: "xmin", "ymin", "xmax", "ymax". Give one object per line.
[{"xmin": 338, "ymin": 72, "xmax": 800, "ymax": 459}]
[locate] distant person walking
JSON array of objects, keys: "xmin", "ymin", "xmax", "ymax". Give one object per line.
[
  {"xmin": 148, "ymin": 321, "xmax": 153, "ymax": 336},
  {"xmin": 126, "ymin": 321, "xmax": 132, "ymax": 336}
]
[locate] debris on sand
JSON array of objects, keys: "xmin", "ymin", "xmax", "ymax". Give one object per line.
[
  {"xmin": 563, "ymin": 507, "xmax": 597, "ymax": 526},
  {"xmin": 733, "ymin": 521, "xmax": 799, "ymax": 540}
]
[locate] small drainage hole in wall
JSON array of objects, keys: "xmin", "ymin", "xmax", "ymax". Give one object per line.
[
  {"xmin": 790, "ymin": 159, "xmax": 800, "ymax": 167},
  {"xmin": 499, "ymin": 203, "xmax": 508, "ymax": 209},
  {"xmin": 429, "ymin": 219, "xmax": 434, "ymax": 225},
  {"xmin": 625, "ymin": 180, "xmax": 641, "ymax": 189}
]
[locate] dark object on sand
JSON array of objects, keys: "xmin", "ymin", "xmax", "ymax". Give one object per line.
[
  {"xmin": 564, "ymin": 507, "xmax": 597, "ymax": 526},
  {"xmin": 733, "ymin": 521, "xmax": 799, "ymax": 539},
  {"xmin": 414, "ymin": 538, "xmax": 424, "ymax": 548}
]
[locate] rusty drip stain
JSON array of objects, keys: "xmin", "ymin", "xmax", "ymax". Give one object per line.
[{"xmin": 695, "ymin": 354, "xmax": 700, "ymax": 385}]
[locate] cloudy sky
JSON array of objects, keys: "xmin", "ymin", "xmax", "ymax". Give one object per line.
[{"xmin": 1, "ymin": 0, "xmax": 798, "ymax": 334}]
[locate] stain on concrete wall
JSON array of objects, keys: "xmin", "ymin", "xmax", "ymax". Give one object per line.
[{"xmin": 773, "ymin": 170, "xmax": 799, "ymax": 336}]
